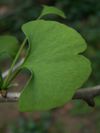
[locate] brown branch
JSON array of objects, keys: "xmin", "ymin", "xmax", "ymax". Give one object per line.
[
  {"xmin": 0, "ymin": 92, "xmax": 20, "ymax": 102},
  {"xmin": 2, "ymin": 60, "xmax": 99, "ymax": 107},
  {"xmin": 72, "ymin": 85, "xmax": 100, "ymax": 107},
  {"xmin": 0, "ymin": 85, "xmax": 100, "ymax": 107}
]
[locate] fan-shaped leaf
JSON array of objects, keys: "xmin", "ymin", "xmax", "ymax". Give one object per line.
[
  {"xmin": 0, "ymin": 72, "xmax": 3, "ymax": 88},
  {"xmin": 39, "ymin": 5, "xmax": 66, "ymax": 19},
  {"xmin": 0, "ymin": 35, "xmax": 19, "ymax": 60},
  {"xmin": 19, "ymin": 20, "xmax": 91, "ymax": 111}
]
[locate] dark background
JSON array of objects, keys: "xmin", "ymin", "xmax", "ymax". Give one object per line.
[{"xmin": 0, "ymin": 0, "xmax": 100, "ymax": 133}]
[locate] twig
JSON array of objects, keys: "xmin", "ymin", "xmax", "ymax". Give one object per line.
[
  {"xmin": 2, "ymin": 58, "xmax": 24, "ymax": 79},
  {"xmin": 0, "ymin": 85, "xmax": 100, "ymax": 107},
  {"xmin": 72, "ymin": 85, "xmax": 100, "ymax": 107},
  {"xmin": 1, "ymin": 60, "xmax": 100, "ymax": 106},
  {"xmin": 0, "ymin": 92, "xmax": 20, "ymax": 102}
]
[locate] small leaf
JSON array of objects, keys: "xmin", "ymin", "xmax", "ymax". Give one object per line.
[
  {"xmin": 19, "ymin": 20, "xmax": 91, "ymax": 111},
  {"xmin": 38, "ymin": 5, "xmax": 66, "ymax": 19},
  {"xmin": 0, "ymin": 72, "xmax": 3, "ymax": 88},
  {"xmin": 0, "ymin": 35, "xmax": 19, "ymax": 60}
]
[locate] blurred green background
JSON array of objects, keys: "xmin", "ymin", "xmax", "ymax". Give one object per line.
[{"xmin": 0, "ymin": 0, "xmax": 100, "ymax": 133}]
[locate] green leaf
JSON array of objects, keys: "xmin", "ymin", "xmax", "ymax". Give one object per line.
[
  {"xmin": 0, "ymin": 35, "xmax": 19, "ymax": 60},
  {"xmin": 38, "ymin": 5, "xmax": 66, "ymax": 19},
  {"xmin": 0, "ymin": 72, "xmax": 3, "ymax": 88},
  {"xmin": 19, "ymin": 20, "xmax": 92, "ymax": 111}
]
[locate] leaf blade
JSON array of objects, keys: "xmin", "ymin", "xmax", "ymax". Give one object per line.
[
  {"xmin": 39, "ymin": 5, "xmax": 66, "ymax": 19},
  {"xmin": 0, "ymin": 72, "xmax": 3, "ymax": 88},
  {"xmin": 19, "ymin": 56, "xmax": 91, "ymax": 111},
  {"xmin": 19, "ymin": 20, "xmax": 91, "ymax": 111},
  {"xmin": 0, "ymin": 35, "xmax": 19, "ymax": 60}
]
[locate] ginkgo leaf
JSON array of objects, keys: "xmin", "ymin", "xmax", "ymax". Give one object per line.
[
  {"xmin": 0, "ymin": 72, "xmax": 3, "ymax": 88},
  {"xmin": 38, "ymin": 5, "xmax": 66, "ymax": 19},
  {"xmin": 0, "ymin": 35, "xmax": 19, "ymax": 60},
  {"xmin": 19, "ymin": 20, "xmax": 91, "ymax": 111}
]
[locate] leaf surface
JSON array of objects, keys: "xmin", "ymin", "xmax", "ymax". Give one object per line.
[
  {"xmin": 0, "ymin": 72, "xmax": 3, "ymax": 88},
  {"xmin": 0, "ymin": 36, "xmax": 19, "ymax": 59},
  {"xmin": 19, "ymin": 20, "xmax": 91, "ymax": 111},
  {"xmin": 39, "ymin": 5, "xmax": 66, "ymax": 18}
]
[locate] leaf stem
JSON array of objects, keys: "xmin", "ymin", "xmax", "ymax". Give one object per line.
[{"xmin": 2, "ymin": 38, "xmax": 27, "ymax": 89}]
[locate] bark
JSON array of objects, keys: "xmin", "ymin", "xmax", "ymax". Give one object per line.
[{"xmin": 0, "ymin": 85, "xmax": 100, "ymax": 107}]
